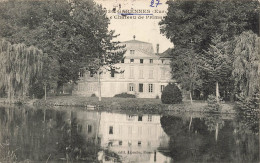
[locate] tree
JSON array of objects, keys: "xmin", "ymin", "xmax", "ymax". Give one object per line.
[
  {"xmin": 0, "ymin": 0, "xmax": 125, "ymax": 96},
  {"xmin": 161, "ymin": 83, "xmax": 182, "ymax": 104},
  {"xmin": 160, "ymin": 0, "xmax": 259, "ymax": 54},
  {"xmin": 0, "ymin": 39, "xmax": 43, "ymax": 102},
  {"xmin": 170, "ymin": 46, "xmax": 202, "ymax": 103},
  {"xmin": 199, "ymin": 35, "xmax": 233, "ymax": 101},
  {"xmin": 232, "ymin": 31, "xmax": 260, "ymax": 97},
  {"xmin": 159, "ymin": 0, "xmax": 259, "ymax": 100}
]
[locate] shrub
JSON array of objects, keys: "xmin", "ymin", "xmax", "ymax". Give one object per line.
[
  {"xmin": 114, "ymin": 92, "xmax": 136, "ymax": 98},
  {"xmin": 204, "ymin": 94, "xmax": 222, "ymax": 112},
  {"xmin": 161, "ymin": 83, "xmax": 182, "ymax": 104}
]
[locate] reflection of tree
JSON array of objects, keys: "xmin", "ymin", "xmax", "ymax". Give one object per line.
[
  {"xmin": 0, "ymin": 107, "xmax": 101, "ymax": 162},
  {"xmin": 204, "ymin": 114, "xmax": 224, "ymax": 141},
  {"xmin": 160, "ymin": 115, "xmax": 259, "ymax": 162}
]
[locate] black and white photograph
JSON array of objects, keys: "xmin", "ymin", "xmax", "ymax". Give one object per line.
[{"xmin": 0, "ymin": 0, "xmax": 259, "ymax": 162}]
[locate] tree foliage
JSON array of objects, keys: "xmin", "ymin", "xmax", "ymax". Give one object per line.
[
  {"xmin": 160, "ymin": 0, "xmax": 259, "ymax": 100},
  {"xmin": 0, "ymin": 0, "xmax": 125, "ymax": 93},
  {"xmin": 0, "ymin": 39, "xmax": 43, "ymax": 101},
  {"xmin": 170, "ymin": 46, "xmax": 202, "ymax": 102},
  {"xmin": 161, "ymin": 83, "xmax": 182, "ymax": 104},
  {"xmin": 232, "ymin": 31, "xmax": 260, "ymax": 97},
  {"xmin": 160, "ymin": 0, "xmax": 259, "ymax": 53}
]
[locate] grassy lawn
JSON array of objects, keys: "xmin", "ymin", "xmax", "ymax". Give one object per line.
[{"xmin": 0, "ymin": 95, "xmax": 235, "ymax": 113}]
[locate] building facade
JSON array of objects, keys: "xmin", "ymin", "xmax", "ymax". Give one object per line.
[{"xmin": 73, "ymin": 38, "xmax": 174, "ymax": 98}]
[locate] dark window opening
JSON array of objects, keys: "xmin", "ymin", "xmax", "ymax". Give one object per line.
[
  {"xmin": 138, "ymin": 141, "xmax": 141, "ymax": 146},
  {"xmin": 121, "ymin": 59, "xmax": 124, "ymax": 63},
  {"xmin": 111, "ymin": 69, "xmax": 115, "ymax": 77},
  {"xmin": 150, "ymin": 59, "xmax": 153, "ymax": 64},
  {"xmin": 88, "ymin": 125, "xmax": 92, "ymax": 133},
  {"xmin": 139, "ymin": 84, "xmax": 143, "ymax": 92},
  {"xmin": 109, "ymin": 126, "xmax": 113, "ymax": 134},
  {"xmin": 119, "ymin": 141, "xmax": 122, "ymax": 146},
  {"xmin": 140, "ymin": 59, "xmax": 143, "ymax": 64},
  {"xmin": 138, "ymin": 115, "xmax": 142, "ymax": 121},
  {"xmin": 90, "ymin": 68, "xmax": 94, "ymax": 77},
  {"xmin": 130, "ymin": 59, "xmax": 134, "ymax": 63}
]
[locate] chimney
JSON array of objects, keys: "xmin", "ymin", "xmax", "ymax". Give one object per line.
[
  {"xmin": 133, "ymin": 35, "xmax": 136, "ymax": 40},
  {"xmin": 156, "ymin": 44, "xmax": 159, "ymax": 55}
]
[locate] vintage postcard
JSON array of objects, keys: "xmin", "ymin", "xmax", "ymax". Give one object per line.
[{"xmin": 0, "ymin": 0, "xmax": 259, "ymax": 162}]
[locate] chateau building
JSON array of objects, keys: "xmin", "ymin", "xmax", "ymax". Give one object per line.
[{"xmin": 73, "ymin": 37, "xmax": 174, "ymax": 98}]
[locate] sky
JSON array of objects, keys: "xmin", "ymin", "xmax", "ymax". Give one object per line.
[{"xmin": 95, "ymin": 0, "xmax": 173, "ymax": 53}]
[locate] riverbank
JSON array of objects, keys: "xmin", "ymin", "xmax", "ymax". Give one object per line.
[{"xmin": 29, "ymin": 96, "xmax": 235, "ymax": 114}]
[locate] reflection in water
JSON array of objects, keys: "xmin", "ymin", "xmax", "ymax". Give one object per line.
[
  {"xmin": 98, "ymin": 112, "xmax": 171, "ymax": 163},
  {"xmin": 160, "ymin": 115, "xmax": 259, "ymax": 162},
  {"xmin": 0, "ymin": 106, "xmax": 259, "ymax": 162}
]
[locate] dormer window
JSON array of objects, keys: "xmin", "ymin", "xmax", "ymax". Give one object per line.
[
  {"xmin": 130, "ymin": 50, "xmax": 135, "ymax": 54},
  {"xmin": 161, "ymin": 59, "xmax": 165, "ymax": 64}
]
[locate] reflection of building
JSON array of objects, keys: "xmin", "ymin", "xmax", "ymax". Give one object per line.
[
  {"xmin": 98, "ymin": 112, "xmax": 172, "ymax": 162},
  {"xmin": 73, "ymin": 37, "xmax": 174, "ymax": 98},
  {"xmin": 72, "ymin": 111, "xmax": 100, "ymax": 143}
]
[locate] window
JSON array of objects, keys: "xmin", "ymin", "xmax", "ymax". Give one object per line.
[
  {"xmin": 109, "ymin": 126, "xmax": 113, "ymax": 134},
  {"xmin": 148, "ymin": 115, "xmax": 152, "ymax": 122},
  {"xmin": 138, "ymin": 141, "xmax": 142, "ymax": 147},
  {"xmin": 147, "ymin": 141, "xmax": 151, "ymax": 147},
  {"xmin": 128, "ymin": 141, "xmax": 132, "ymax": 147},
  {"xmin": 140, "ymin": 59, "xmax": 143, "ymax": 64},
  {"xmin": 138, "ymin": 126, "xmax": 142, "ymax": 136},
  {"xmin": 148, "ymin": 84, "xmax": 153, "ymax": 93},
  {"xmin": 127, "ymin": 115, "xmax": 134, "ymax": 121},
  {"xmin": 121, "ymin": 59, "xmax": 124, "ymax": 63},
  {"xmin": 108, "ymin": 141, "xmax": 113, "ymax": 146},
  {"xmin": 130, "ymin": 50, "xmax": 135, "ymax": 54},
  {"xmin": 119, "ymin": 141, "xmax": 122, "ymax": 146},
  {"xmin": 161, "ymin": 69, "xmax": 166, "ymax": 79},
  {"xmin": 90, "ymin": 68, "xmax": 94, "ymax": 77},
  {"xmin": 139, "ymin": 69, "xmax": 143, "ymax": 79},
  {"xmin": 150, "ymin": 59, "xmax": 153, "ymax": 64},
  {"xmin": 130, "ymin": 67, "xmax": 134, "ymax": 78},
  {"xmin": 111, "ymin": 69, "xmax": 115, "ymax": 77},
  {"xmin": 139, "ymin": 83, "xmax": 143, "ymax": 92},
  {"xmin": 161, "ymin": 85, "xmax": 165, "ymax": 92},
  {"xmin": 149, "ymin": 70, "xmax": 153, "ymax": 79},
  {"xmin": 128, "ymin": 126, "xmax": 132, "ymax": 135},
  {"xmin": 87, "ymin": 125, "xmax": 92, "ymax": 133},
  {"xmin": 161, "ymin": 59, "xmax": 165, "ymax": 64},
  {"xmin": 129, "ymin": 83, "xmax": 134, "ymax": 91},
  {"xmin": 130, "ymin": 59, "xmax": 134, "ymax": 63},
  {"xmin": 138, "ymin": 115, "xmax": 142, "ymax": 121},
  {"xmin": 79, "ymin": 68, "xmax": 84, "ymax": 77}
]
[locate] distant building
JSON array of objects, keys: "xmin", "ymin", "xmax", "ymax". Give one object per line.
[{"xmin": 73, "ymin": 37, "xmax": 174, "ymax": 98}]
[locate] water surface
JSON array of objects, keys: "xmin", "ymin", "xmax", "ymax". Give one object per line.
[{"xmin": 0, "ymin": 106, "xmax": 258, "ymax": 162}]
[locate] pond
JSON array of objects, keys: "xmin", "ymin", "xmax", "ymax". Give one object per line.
[{"xmin": 0, "ymin": 105, "xmax": 258, "ymax": 163}]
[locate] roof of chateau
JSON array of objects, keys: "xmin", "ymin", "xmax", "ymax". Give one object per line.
[
  {"xmin": 122, "ymin": 39, "xmax": 155, "ymax": 56},
  {"xmin": 159, "ymin": 48, "xmax": 172, "ymax": 58}
]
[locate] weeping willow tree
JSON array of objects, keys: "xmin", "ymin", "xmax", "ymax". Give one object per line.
[
  {"xmin": 0, "ymin": 39, "xmax": 43, "ymax": 102},
  {"xmin": 232, "ymin": 31, "xmax": 260, "ymax": 97}
]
